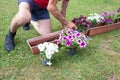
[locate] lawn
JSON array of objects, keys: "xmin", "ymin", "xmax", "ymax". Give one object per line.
[{"xmin": 0, "ymin": 0, "xmax": 120, "ymax": 80}]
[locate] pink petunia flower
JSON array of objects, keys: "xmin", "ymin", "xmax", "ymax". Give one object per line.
[{"xmin": 80, "ymin": 42, "xmax": 86, "ymax": 48}]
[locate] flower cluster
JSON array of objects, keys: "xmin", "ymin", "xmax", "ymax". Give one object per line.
[
  {"xmin": 114, "ymin": 8, "xmax": 120, "ymax": 22},
  {"xmin": 57, "ymin": 29, "xmax": 91, "ymax": 51},
  {"xmin": 87, "ymin": 13, "xmax": 101, "ymax": 27},
  {"xmin": 72, "ymin": 15, "xmax": 92, "ymax": 32},
  {"xmin": 100, "ymin": 12, "xmax": 116, "ymax": 25},
  {"xmin": 38, "ymin": 42, "xmax": 59, "ymax": 66},
  {"xmin": 71, "ymin": 7, "xmax": 120, "ymax": 31}
]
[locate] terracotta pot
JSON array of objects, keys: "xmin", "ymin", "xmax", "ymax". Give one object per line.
[{"xmin": 88, "ymin": 23, "xmax": 120, "ymax": 36}]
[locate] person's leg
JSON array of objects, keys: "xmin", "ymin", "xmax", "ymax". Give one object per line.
[
  {"xmin": 30, "ymin": 2, "xmax": 51, "ymax": 35},
  {"xmin": 10, "ymin": 2, "xmax": 31, "ymax": 32},
  {"xmin": 5, "ymin": 2, "xmax": 31, "ymax": 51},
  {"xmin": 30, "ymin": 19, "xmax": 51, "ymax": 35}
]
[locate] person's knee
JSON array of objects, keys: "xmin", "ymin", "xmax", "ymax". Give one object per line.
[
  {"xmin": 19, "ymin": 2, "xmax": 30, "ymax": 10},
  {"xmin": 15, "ymin": 11, "xmax": 31, "ymax": 26},
  {"xmin": 20, "ymin": 13, "xmax": 31, "ymax": 22},
  {"xmin": 17, "ymin": 2, "xmax": 31, "ymax": 24}
]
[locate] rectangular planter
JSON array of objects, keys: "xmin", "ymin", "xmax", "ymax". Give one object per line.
[
  {"xmin": 27, "ymin": 29, "xmax": 89, "ymax": 55},
  {"xmin": 27, "ymin": 31, "xmax": 61, "ymax": 54},
  {"xmin": 88, "ymin": 22, "xmax": 120, "ymax": 36}
]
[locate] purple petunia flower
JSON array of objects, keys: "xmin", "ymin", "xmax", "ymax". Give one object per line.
[
  {"xmin": 78, "ymin": 21, "xmax": 82, "ymax": 25},
  {"xmin": 72, "ymin": 35, "xmax": 75, "ymax": 38},
  {"xmin": 106, "ymin": 18, "xmax": 111, "ymax": 23},
  {"xmin": 100, "ymin": 11, "xmax": 116, "ymax": 24},
  {"xmin": 80, "ymin": 42, "xmax": 86, "ymax": 48},
  {"xmin": 77, "ymin": 39, "xmax": 81, "ymax": 44},
  {"xmin": 75, "ymin": 32, "xmax": 81, "ymax": 37},
  {"xmin": 71, "ymin": 18, "xmax": 77, "ymax": 23},
  {"xmin": 66, "ymin": 40, "xmax": 72, "ymax": 47},
  {"xmin": 67, "ymin": 31, "xmax": 71, "ymax": 35},
  {"xmin": 89, "ymin": 22, "xmax": 93, "ymax": 27},
  {"xmin": 68, "ymin": 35, "xmax": 72, "ymax": 39},
  {"xmin": 101, "ymin": 12, "xmax": 108, "ymax": 17},
  {"xmin": 67, "ymin": 29, "xmax": 73, "ymax": 35},
  {"xmin": 57, "ymin": 29, "xmax": 91, "ymax": 50},
  {"xmin": 63, "ymin": 36, "xmax": 67, "ymax": 41},
  {"xmin": 68, "ymin": 35, "xmax": 75, "ymax": 41},
  {"xmin": 80, "ymin": 15, "xmax": 86, "ymax": 19},
  {"xmin": 57, "ymin": 36, "xmax": 62, "ymax": 44},
  {"xmin": 71, "ymin": 15, "xmax": 92, "ymax": 30},
  {"xmin": 100, "ymin": 18, "xmax": 105, "ymax": 23}
]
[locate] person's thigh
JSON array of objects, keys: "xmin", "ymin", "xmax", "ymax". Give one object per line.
[
  {"xmin": 10, "ymin": 2, "xmax": 31, "ymax": 32},
  {"xmin": 38, "ymin": 19, "xmax": 51, "ymax": 33},
  {"xmin": 30, "ymin": 19, "xmax": 51, "ymax": 35},
  {"xmin": 38, "ymin": 19, "xmax": 51, "ymax": 34},
  {"xmin": 19, "ymin": 3, "xmax": 30, "ymax": 15},
  {"xmin": 17, "ymin": 0, "xmax": 35, "ymax": 24}
]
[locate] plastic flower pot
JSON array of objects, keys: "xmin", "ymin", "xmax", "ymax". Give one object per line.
[
  {"xmin": 41, "ymin": 59, "xmax": 50, "ymax": 66},
  {"xmin": 66, "ymin": 47, "xmax": 76, "ymax": 56}
]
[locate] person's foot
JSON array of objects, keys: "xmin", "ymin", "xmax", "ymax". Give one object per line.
[
  {"xmin": 23, "ymin": 23, "xmax": 30, "ymax": 30},
  {"xmin": 4, "ymin": 32, "xmax": 16, "ymax": 52}
]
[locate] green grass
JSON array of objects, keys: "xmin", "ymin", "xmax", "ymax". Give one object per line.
[{"xmin": 0, "ymin": 0, "xmax": 120, "ymax": 80}]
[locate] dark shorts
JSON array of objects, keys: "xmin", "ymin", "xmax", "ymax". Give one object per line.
[{"xmin": 18, "ymin": 0, "xmax": 50, "ymax": 21}]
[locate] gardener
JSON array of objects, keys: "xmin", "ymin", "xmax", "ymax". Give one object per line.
[{"xmin": 4, "ymin": 0, "xmax": 77, "ymax": 51}]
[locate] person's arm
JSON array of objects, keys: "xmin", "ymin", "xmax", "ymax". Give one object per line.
[
  {"xmin": 60, "ymin": 0, "xmax": 69, "ymax": 28},
  {"xmin": 61, "ymin": 0, "xmax": 69, "ymax": 17},
  {"xmin": 47, "ymin": 0, "xmax": 77, "ymax": 29}
]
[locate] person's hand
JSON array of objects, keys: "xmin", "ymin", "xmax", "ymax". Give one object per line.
[{"xmin": 65, "ymin": 21, "xmax": 77, "ymax": 29}]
